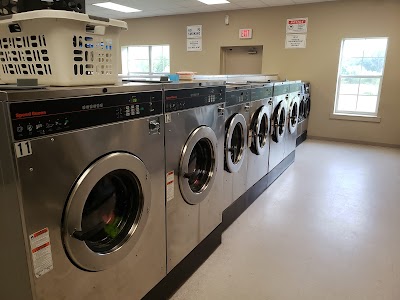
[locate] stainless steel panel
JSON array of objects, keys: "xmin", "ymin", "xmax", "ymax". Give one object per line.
[
  {"xmin": 13, "ymin": 115, "xmax": 166, "ymax": 300},
  {"xmin": 0, "ymin": 82, "xmax": 163, "ymax": 102},
  {"xmin": 165, "ymin": 104, "xmax": 224, "ymax": 273},
  {"xmin": 0, "ymin": 102, "xmax": 35, "ymax": 300},
  {"xmin": 223, "ymin": 105, "xmax": 249, "ymax": 211},
  {"xmin": 246, "ymin": 99, "xmax": 272, "ymax": 189}
]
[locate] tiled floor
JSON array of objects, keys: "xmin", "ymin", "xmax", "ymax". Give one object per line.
[{"xmin": 171, "ymin": 140, "xmax": 400, "ymax": 300}]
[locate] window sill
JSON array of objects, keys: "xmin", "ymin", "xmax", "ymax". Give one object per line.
[{"xmin": 330, "ymin": 113, "xmax": 381, "ymax": 123}]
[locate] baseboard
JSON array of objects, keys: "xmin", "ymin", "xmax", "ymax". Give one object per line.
[
  {"xmin": 296, "ymin": 131, "xmax": 307, "ymax": 147},
  {"xmin": 308, "ymin": 135, "xmax": 400, "ymax": 149},
  {"xmin": 267, "ymin": 151, "xmax": 295, "ymax": 186}
]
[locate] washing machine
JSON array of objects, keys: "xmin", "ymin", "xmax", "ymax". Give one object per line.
[
  {"xmin": 269, "ymin": 81, "xmax": 290, "ymax": 172},
  {"xmin": 164, "ymin": 82, "xmax": 226, "ymax": 273},
  {"xmin": 0, "ymin": 84, "xmax": 166, "ymax": 300},
  {"xmin": 246, "ymin": 83, "xmax": 273, "ymax": 189},
  {"xmin": 222, "ymin": 84, "xmax": 250, "ymax": 210},
  {"xmin": 297, "ymin": 82, "xmax": 310, "ymax": 146},
  {"xmin": 284, "ymin": 81, "xmax": 301, "ymax": 157}
]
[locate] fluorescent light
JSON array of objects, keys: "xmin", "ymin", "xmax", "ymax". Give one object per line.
[
  {"xmin": 92, "ymin": 2, "xmax": 141, "ymax": 13},
  {"xmin": 197, "ymin": 0, "xmax": 230, "ymax": 4}
]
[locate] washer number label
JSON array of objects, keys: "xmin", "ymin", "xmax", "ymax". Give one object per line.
[{"xmin": 15, "ymin": 141, "xmax": 32, "ymax": 158}]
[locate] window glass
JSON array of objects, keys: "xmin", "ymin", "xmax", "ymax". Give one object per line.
[
  {"xmin": 334, "ymin": 38, "xmax": 388, "ymax": 116},
  {"xmin": 121, "ymin": 45, "xmax": 170, "ymax": 75}
]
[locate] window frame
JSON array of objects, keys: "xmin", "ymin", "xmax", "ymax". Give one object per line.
[
  {"xmin": 333, "ymin": 37, "xmax": 389, "ymax": 117},
  {"xmin": 121, "ymin": 45, "xmax": 170, "ymax": 76}
]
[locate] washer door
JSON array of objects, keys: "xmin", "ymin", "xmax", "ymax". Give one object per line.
[
  {"xmin": 299, "ymin": 96, "xmax": 305, "ymax": 120},
  {"xmin": 63, "ymin": 152, "xmax": 151, "ymax": 272},
  {"xmin": 288, "ymin": 98, "xmax": 299, "ymax": 134},
  {"xmin": 225, "ymin": 113, "xmax": 247, "ymax": 173},
  {"xmin": 271, "ymin": 101, "xmax": 286, "ymax": 143},
  {"xmin": 250, "ymin": 105, "xmax": 270, "ymax": 155},
  {"xmin": 304, "ymin": 96, "xmax": 311, "ymax": 119},
  {"xmin": 179, "ymin": 126, "xmax": 218, "ymax": 205}
]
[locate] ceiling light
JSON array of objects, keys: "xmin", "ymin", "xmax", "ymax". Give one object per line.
[
  {"xmin": 92, "ymin": 2, "xmax": 141, "ymax": 13},
  {"xmin": 197, "ymin": 0, "xmax": 230, "ymax": 5}
]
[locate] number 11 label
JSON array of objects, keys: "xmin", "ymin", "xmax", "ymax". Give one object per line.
[{"xmin": 14, "ymin": 141, "xmax": 33, "ymax": 158}]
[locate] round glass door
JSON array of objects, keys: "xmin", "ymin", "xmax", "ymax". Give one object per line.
[
  {"xmin": 272, "ymin": 101, "xmax": 286, "ymax": 143},
  {"xmin": 304, "ymin": 96, "xmax": 311, "ymax": 118},
  {"xmin": 225, "ymin": 113, "xmax": 247, "ymax": 173},
  {"xmin": 299, "ymin": 97, "xmax": 305, "ymax": 120},
  {"xmin": 250, "ymin": 105, "xmax": 270, "ymax": 155},
  {"xmin": 288, "ymin": 100, "xmax": 299, "ymax": 134},
  {"xmin": 179, "ymin": 126, "xmax": 218, "ymax": 205},
  {"xmin": 63, "ymin": 153, "xmax": 151, "ymax": 272}
]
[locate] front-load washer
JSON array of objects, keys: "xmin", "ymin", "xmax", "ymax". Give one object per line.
[
  {"xmin": 269, "ymin": 82, "xmax": 290, "ymax": 172},
  {"xmin": 164, "ymin": 82, "xmax": 225, "ymax": 273},
  {"xmin": 284, "ymin": 81, "xmax": 300, "ymax": 157},
  {"xmin": 297, "ymin": 82, "xmax": 311, "ymax": 146},
  {"xmin": 222, "ymin": 84, "xmax": 251, "ymax": 210},
  {"xmin": 246, "ymin": 83, "xmax": 273, "ymax": 189},
  {"xmin": 0, "ymin": 84, "xmax": 166, "ymax": 300}
]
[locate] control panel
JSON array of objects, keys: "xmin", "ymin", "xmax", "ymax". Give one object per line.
[
  {"xmin": 164, "ymin": 86, "xmax": 225, "ymax": 113},
  {"xmin": 10, "ymin": 91, "xmax": 163, "ymax": 141},
  {"xmin": 251, "ymin": 86, "xmax": 273, "ymax": 101},
  {"xmin": 273, "ymin": 84, "xmax": 290, "ymax": 97},
  {"xmin": 290, "ymin": 83, "xmax": 302, "ymax": 93},
  {"xmin": 225, "ymin": 88, "xmax": 250, "ymax": 107}
]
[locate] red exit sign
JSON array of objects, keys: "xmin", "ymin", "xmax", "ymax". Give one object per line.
[{"xmin": 239, "ymin": 29, "xmax": 253, "ymax": 39}]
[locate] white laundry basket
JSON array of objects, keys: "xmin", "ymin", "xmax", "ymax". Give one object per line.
[{"xmin": 0, "ymin": 11, "xmax": 127, "ymax": 86}]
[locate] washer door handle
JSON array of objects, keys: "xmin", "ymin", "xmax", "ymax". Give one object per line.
[
  {"xmin": 72, "ymin": 222, "xmax": 105, "ymax": 241},
  {"xmin": 183, "ymin": 169, "xmax": 206, "ymax": 179}
]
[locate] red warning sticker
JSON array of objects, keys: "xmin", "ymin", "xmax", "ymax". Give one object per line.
[{"xmin": 29, "ymin": 228, "xmax": 53, "ymax": 278}]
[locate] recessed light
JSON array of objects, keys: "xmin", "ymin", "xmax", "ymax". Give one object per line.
[
  {"xmin": 92, "ymin": 2, "xmax": 141, "ymax": 13},
  {"xmin": 197, "ymin": 0, "xmax": 230, "ymax": 5}
]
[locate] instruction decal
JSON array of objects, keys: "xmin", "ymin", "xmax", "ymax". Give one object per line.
[
  {"xmin": 29, "ymin": 228, "xmax": 54, "ymax": 278},
  {"xmin": 166, "ymin": 171, "xmax": 174, "ymax": 202}
]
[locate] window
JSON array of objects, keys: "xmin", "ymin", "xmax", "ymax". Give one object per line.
[
  {"xmin": 334, "ymin": 38, "xmax": 388, "ymax": 116},
  {"xmin": 121, "ymin": 45, "xmax": 170, "ymax": 75}
]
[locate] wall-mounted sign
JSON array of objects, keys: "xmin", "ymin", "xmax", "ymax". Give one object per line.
[
  {"xmin": 285, "ymin": 34, "xmax": 307, "ymax": 49},
  {"xmin": 187, "ymin": 25, "xmax": 202, "ymax": 39},
  {"xmin": 187, "ymin": 39, "xmax": 202, "ymax": 52},
  {"xmin": 286, "ymin": 18, "xmax": 308, "ymax": 34},
  {"xmin": 239, "ymin": 29, "xmax": 253, "ymax": 39}
]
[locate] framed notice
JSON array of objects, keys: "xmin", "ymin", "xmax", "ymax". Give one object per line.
[
  {"xmin": 187, "ymin": 39, "xmax": 202, "ymax": 52},
  {"xmin": 187, "ymin": 25, "xmax": 202, "ymax": 39},
  {"xmin": 285, "ymin": 34, "xmax": 307, "ymax": 49},
  {"xmin": 286, "ymin": 18, "xmax": 308, "ymax": 34}
]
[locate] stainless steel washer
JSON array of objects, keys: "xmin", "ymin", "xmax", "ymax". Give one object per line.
[
  {"xmin": 0, "ymin": 84, "xmax": 166, "ymax": 300},
  {"xmin": 247, "ymin": 83, "xmax": 273, "ymax": 189},
  {"xmin": 297, "ymin": 82, "xmax": 311, "ymax": 145},
  {"xmin": 164, "ymin": 82, "xmax": 225, "ymax": 273},
  {"xmin": 222, "ymin": 84, "xmax": 250, "ymax": 210},
  {"xmin": 269, "ymin": 82, "xmax": 290, "ymax": 172},
  {"xmin": 284, "ymin": 81, "xmax": 301, "ymax": 157}
]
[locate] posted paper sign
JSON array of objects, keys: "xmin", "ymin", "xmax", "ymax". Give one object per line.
[
  {"xmin": 187, "ymin": 25, "xmax": 202, "ymax": 39},
  {"xmin": 285, "ymin": 34, "xmax": 307, "ymax": 49},
  {"xmin": 187, "ymin": 39, "xmax": 202, "ymax": 52},
  {"xmin": 286, "ymin": 18, "xmax": 308, "ymax": 33}
]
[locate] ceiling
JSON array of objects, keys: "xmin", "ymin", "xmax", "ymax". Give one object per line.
[{"xmin": 86, "ymin": 0, "xmax": 337, "ymax": 20}]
